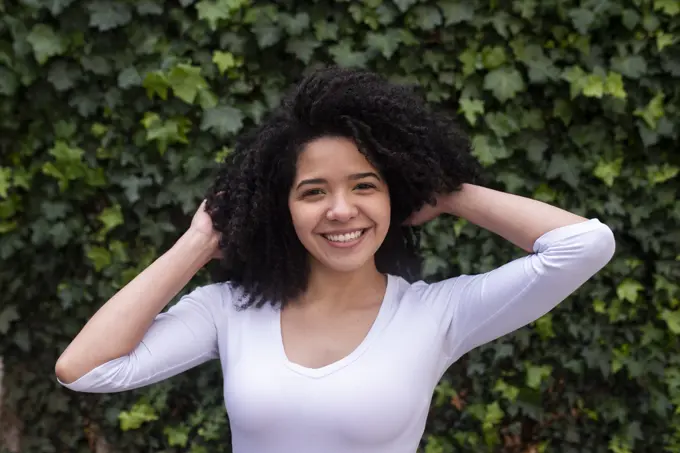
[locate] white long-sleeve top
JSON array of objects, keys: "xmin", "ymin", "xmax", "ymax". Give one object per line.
[{"xmin": 58, "ymin": 219, "xmax": 616, "ymax": 453}]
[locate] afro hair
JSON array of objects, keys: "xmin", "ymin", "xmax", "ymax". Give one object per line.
[{"xmin": 204, "ymin": 66, "xmax": 481, "ymax": 309}]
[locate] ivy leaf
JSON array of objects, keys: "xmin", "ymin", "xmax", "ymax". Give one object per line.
[
  {"xmin": 365, "ymin": 30, "xmax": 402, "ymax": 59},
  {"xmin": 87, "ymin": 1, "xmax": 133, "ymax": 31},
  {"xmin": 654, "ymin": 0, "xmax": 680, "ymax": 16},
  {"xmin": 593, "ymin": 158, "xmax": 623, "ymax": 187},
  {"xmin": 483, "ymin": 67, "xmax": 525, "ymax": 102},
  {"xmin": 118, "ymin": 67, "xmax": 142, "ymax": 89},
  {"xmin": 458, "ymin": 98, "xmax": 485, "ymax": 126},
  {"xmin": 621, "ymin": 9, "xmax": 640, "ymax": 30},
  {"xmin": 656, "ymin": 31, "xmax": 677, "ymax": 51},
  {"xmin": 604, "ymin": 72, "xmax": 627, "ymax": 99},
  {"xmin": 47, "ymin": 61, "xmax": 80, "ymax": 91},
  {"xmin": 198, "ymin": 89, "xmax": 218, "ymax": 109},
  {"xmin": 392, "ymin": 0, "xmax": 418, "ymax": 13},
  {"xmin": 526, "ymin": 138, "xmax": 548, "ymax": 164},
  {"xmin": 143, "ymin": 70, "xmax": 169, "ymax": 100},
  {"xmin": 252, "ymin": 22, "xmax": 282, "ymax": 48},
  {"xmin": 485, "ymin": 111, "xmax": 520, "ymax": 138},
  {"xmin": 471, "ymin": 134, "xmax": 511, "ymax": 166},
  {"xmin": 634, "ymin": 92, "xmax": 665, "ymax": 129},
  {"xmin": 660, "ymin": 310, "xmax": 680, "ymax": 334},
  {"xmin": 137, "ymin": 1, "xmax": 163, "ymax": 15},
  {"xmin": 643, "ymin": 14, "xmax": 661, "ymax": 32},
  {"xmin": 438, "ymin": 0, "xmax": 474, "ymax": 25},
  {"xmin": 42, "ymin": 201, "xmax": 69, "ymax": 220},
  {"xmin": 212, "ymin": 51, "xmax": 237, "ymax": 74},
  {"xmin": 328, "ymin": 41, "xmax": 368, "ymax": 68},
  {"xmin": 0, "ymin": 167, "xmax": 11, "ymax": 198},
  {"xmin": 38, "ymin": 0, "xmax": 76, "ymax": 15},
  {"xmin": 313, "ymin": 20, "xmax": 339, "ymax": 41},
  {"xmin": 646, "ymin": 164, "xmax": 679, "ymax": 185},
  {"xmin": 141, "ymin": 113, "xmax": 191, "ymax": 154},
  {"xmin": 26, "ymin": 24, "xmax": 67, "ymax": 65},
  {"xmin": 120, "ymin": 176, "xmax": 153, "ymax": 203},
  {"xmin": 546, "ymin": 154, "xmax": 580, "ymax": 187},
  {"xmin": 164, "ymin": 424, "xmax": 191, "ymax": 447},
  {"xmin": 526, "ymin": 364, "xmax": 552, "ymax": 389},
  {"xmin": 610, "ymin": 55, "xmax": 647, "ymax": 79},
  {"xmin": 280, "ymin": 12, "xmax": 310, "ymax": 36},
  {"xmin": 409, "ymin": 5, "xmax": 442, "ymax": 30},
  {"xmin": 119, "ymin": 402, "xmax": 159, "ymax": 431},
  {"xmin": 458, "ymin": 48, "xmax": 478, "ymax": 76},
  {"xmin": 0, "ymin": 305, "xmax": 20, "ymax": 334},
  {"xmin": 81, "ymin": 55, "xmax": 112, "ymax": 75},
  {"xmin": 167, "ymin": 64, "xmax": 208, "ymax": 104},
  {"xmin": 0, "ymin": 67, "xmax": 18, "ymax": 96},
  {"xmin": 98, "ymin": 204, "xmax": 124, "ymax": 234},
  {"xmin": 582, "ymin": 74, "xmax": 604, "ymax": 98},
  {"xmin": 553, "ymin": 99, "xmax": 573, "ymax": 125},
  {"xmin": 521, "ymin": 46, "xmax": 560, "ymax": 82},
  {"xmin": 285, "ymin": 38, "xmax": 320, "ymax": 63},
  {"xmin": 201, "ymin": 106, "xmax": 244, "ymax": 138},
  {"xmin": 519, "ymin": 108, "xmax": 544, "ymax": 130},
  {"xmin": 569, "ymin": 8, "xmax": 595, "ymax": 34},
  {"xmin": 86, "ymin": 246, "xmax": 112, "ymax": 271},
  {"xmin": 513, "ymin": 0, "xmax": 537, "ymax": 19},
  {"xmin": 481, "ymin": 46, "xmax": 507, "ymax": 69},
  {"xmin": 617, "ymin": 279, "xmax": 644, "ymax": 303},
  {"xmin": 196, "ymin": 0, "xmax": 231, "ymax": 30}
]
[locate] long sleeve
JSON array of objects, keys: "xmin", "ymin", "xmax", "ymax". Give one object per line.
[
  {"xmin": 418, "ymin": 219, "xmax": 615, "ymax": 370},
  {"xmin": 56, "ymin": 283, "xmax": 228, "ymax": 393}
]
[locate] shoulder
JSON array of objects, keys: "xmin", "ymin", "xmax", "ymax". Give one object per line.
[
  {"xmin": 389, "ymin": 273, "xmax": 470, "ymax": 300},
  {"xmin": 179, "ymin": 281, "xmax": 240, "ymax": 314},
  {"xmin": 387, "ymin": 273, "xmax": 472, "ymax": 315}
]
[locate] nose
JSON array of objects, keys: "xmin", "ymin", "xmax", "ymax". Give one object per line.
[{"xmin": 326, "ymin": 194, "xmax": 358, "ymax": 222}]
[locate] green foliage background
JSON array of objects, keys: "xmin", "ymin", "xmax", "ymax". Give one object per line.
[{"xmin": 1, "ymin": 0, "xmax": 679, "ymax": 452}]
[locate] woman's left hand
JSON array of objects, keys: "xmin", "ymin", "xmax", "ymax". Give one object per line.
[{"xmin": 404, "ymin": 195, "xmax": 449, "ymax": 226}]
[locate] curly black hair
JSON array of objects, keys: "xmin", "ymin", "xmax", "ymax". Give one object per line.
[{"xmin": 204, "ymin": 66, "xmax": 480, "ymax": 309}]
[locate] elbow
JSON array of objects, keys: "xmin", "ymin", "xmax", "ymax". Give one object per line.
[
  {"xmin": 590, "ymin": 222, "xmax": 616, "ymax": 269},
  {"xmin": 55, "ymin": 356, "xmax": 74, "ymax": 384},
  {"xmin": 55, "ymin": 354, "xmax": 81, "ymax": 385}
]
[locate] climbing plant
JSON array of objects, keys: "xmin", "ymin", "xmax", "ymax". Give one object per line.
[{"xmin": 0, "ymin": 0, "xmax": 679, "ymax": 452}]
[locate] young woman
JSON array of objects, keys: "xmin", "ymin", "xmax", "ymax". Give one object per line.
[{"xmin": 55, "ymin": 67, "xmax": 616, "ymax": 453}]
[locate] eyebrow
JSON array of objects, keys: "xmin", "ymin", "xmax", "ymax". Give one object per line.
[{"xmin": 296, "ymin": 172, "xmax": 381, "ymax": 189}]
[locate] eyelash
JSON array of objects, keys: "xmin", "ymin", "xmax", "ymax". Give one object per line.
[{"xmin": 301, "ymin": 183, "xmax": 376, "ymax": 198}]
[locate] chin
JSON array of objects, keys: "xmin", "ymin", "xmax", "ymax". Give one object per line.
[{"xmin": 318, "ymin": 257, "xmax": 375, "ymax": 274}]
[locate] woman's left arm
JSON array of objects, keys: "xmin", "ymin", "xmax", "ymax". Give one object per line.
[
  {"xmin": 411, "ymin": 184, "xmax": 617, "ymax": 368},
  {"xmin": 438, "ymin": 183, "xmax": 590, "ymax": 252}
]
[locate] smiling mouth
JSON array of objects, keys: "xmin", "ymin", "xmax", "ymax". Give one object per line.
[{"xmin": 321, "ymin": 228, "xmax": 367, "ymax": 244}]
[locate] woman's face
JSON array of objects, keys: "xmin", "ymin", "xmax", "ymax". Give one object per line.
[{"xmin": 288, "ymin": 136, "xmax": 391, "ymax": 275}]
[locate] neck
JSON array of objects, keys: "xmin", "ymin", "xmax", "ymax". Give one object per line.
[{"xmin": 300, "ymin": 261, "xmax": 387, "ymax": 313}]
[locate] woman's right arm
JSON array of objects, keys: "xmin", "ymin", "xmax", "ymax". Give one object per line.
[{"xmin": 55, "ymin": 202, "xmax": 221, "ymax": 389}]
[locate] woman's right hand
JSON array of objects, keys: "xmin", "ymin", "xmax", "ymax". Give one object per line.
[{"xmin": 188, "ymin": 200, "xmax": 222, "ymax": 260}]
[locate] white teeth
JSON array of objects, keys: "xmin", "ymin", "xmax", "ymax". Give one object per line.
[{"xmin": 324, "ymin": 230, "xmax": 364, "ymax": 243}]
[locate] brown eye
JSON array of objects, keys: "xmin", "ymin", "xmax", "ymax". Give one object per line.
[
  {"xmin": 302, "ymin": 188, "xmax": 324, "ymax": 197},
  {"xmin": 355, "ymin": 183, "xmax": 376, "ymax": 191}
]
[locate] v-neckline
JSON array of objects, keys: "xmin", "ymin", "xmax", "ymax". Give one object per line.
[{"xmin": 272, "ymin": 274, "xmax": 395, "ymax": 378}]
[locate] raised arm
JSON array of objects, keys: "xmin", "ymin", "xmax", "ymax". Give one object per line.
[
  {"xmin": 409, "ymin": 184, "xmax": 616, "ymax": 369},
  {"xmin": 55, "ymin": 201, "xmax": 221, "ymax": 389}
]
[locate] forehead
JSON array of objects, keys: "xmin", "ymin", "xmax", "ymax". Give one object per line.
[{"xmin": 295, "ymin": 136, "xmax": 377, "ymax": 179}]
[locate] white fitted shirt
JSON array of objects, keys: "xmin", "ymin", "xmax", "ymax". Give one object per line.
[{"xmin": 58, "ymin": 219, "xmax": 615, "ymax": 453}]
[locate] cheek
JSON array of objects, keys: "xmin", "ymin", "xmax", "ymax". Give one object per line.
[
  {"xmin": 288, "ymin": 202, "xmax": 320, "ymax": 236},
  {"xmin": 373, "ymin": 194, "xmax": 392, "ymax": 232}
]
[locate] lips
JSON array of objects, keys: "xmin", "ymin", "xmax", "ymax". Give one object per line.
[
  {"xmin": 323, "ymin": 229, "xmax": 365, "ymax": 243},
  {"xmin": 320, "ymin": 228, "xmax": 370, "ymax": 248}
]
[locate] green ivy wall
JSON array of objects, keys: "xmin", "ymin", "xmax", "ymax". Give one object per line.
[{"xmin": 0, "ymin": 0, "xmax": 678, "ymax": 452}]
